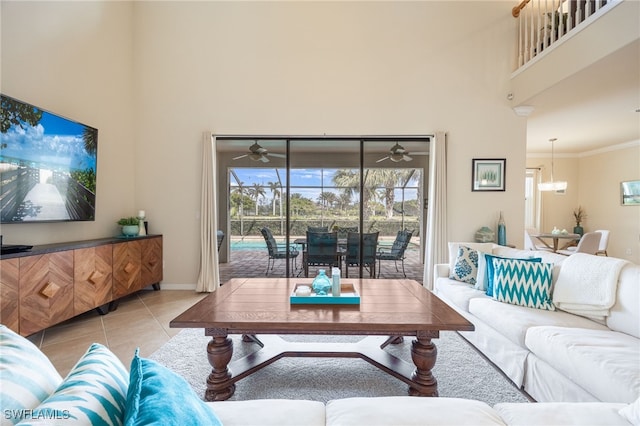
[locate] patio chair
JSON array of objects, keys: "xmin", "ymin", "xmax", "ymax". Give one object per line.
[
  {"xmin": 307, "ymin": 226, "xmax": 329, "ymax": 233},
  {"xmin": 376, "ymin": 229, "xmax": 413, "ymax": 278},
  {"xmin": 216, "ymin": 230, "xmax": 225, "ymax": 252},
  {"xmin": 344, "ymin": 231, "xmax": 379, "ymax": 278},
  {"xmin": 304, "ymin": 231, "xmax": 339, "ymax": 277},
  {"xmin": 260, "ymin": 227, "xmax": 299, "ymax": 276},
  {"xmin": 334, "ymin": 226, "xmax": 358, "ymax": 239}
]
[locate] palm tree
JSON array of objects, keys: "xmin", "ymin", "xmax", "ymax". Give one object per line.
[
  {"xmin": 337, "ymin": 191, "xmax": 352, "ymax": 212},
  {"xmin": 366, "ymin": 169, "xmax": 417, "ymax": 219},
  {"xmin": 267, "ymin": 181, "xmax": 280, "ymax": 216},
  {"xmin": 249, "ymin": 183, "xmax": 266, "ymax": 216},
  {"xmin": 317, "ymin": 191, "xmax": 338, "ymax": 209}
]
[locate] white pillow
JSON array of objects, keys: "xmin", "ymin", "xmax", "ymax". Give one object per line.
[
  {"xmin": 448, "ymin": 242, "xmax": 493, "ymax": 271},
  {"xmin": 449, "ymin": 245, "xmax": 480, "ymax": 285}
]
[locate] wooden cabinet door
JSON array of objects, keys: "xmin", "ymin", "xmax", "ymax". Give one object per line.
[
  {"xmin": 74, "ymin": 245, "xmax": 113, "ymax": 315},
  {"xmin": 141, "ymin": 236, "xmax": 163, "ymax": 287},
  {"xmin": 112, "ymin": 240, "xmax": 142, "ymax": 298},
  {"xmin": 19, "ymin": 252, "xmax": 74, "ymax": 336},
  {"xmin": 0, "ymin": 258, "xmax": 20, "ymax": 333}
]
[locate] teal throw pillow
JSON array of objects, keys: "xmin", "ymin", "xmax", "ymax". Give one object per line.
[
  {"xmin": 449, "ymin": 246, "xmax": 480, "ymax": 285},
  {"xmin": 124, "ymin": 349, "xmax": 222, "ymax": 426},
  {"xmin": 17, "ymin": 343, "xmax": 129, "ymax": 425},
  {"xmin": 0, "ymin": 324, "xmax": 63, "ymax": 425},
  {"xmin": 479, "ymin": 253, "xmax": 542, "ymax": 296},
  {"xmin": 493, "ymin": 258, "xmax": 555, "ymax": 311}
]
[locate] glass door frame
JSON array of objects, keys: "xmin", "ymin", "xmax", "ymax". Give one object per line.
[{"xmin": 218, "ymin": 135, "xmax": 431, "ymax": 278}]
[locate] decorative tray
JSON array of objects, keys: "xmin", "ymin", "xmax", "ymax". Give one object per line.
[{"xmin": 290, "ymin": 282, "xmax": 360, "ymax": 305}]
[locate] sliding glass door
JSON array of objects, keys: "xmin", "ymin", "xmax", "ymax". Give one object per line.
[{"xmin": 218, "ymin": 137, "xmax": 429, "ymax": 279}]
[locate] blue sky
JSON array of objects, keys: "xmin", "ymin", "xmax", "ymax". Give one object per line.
[{"xmin": 0, "ymin": 110, "xmax": 96, "ymax": 171}]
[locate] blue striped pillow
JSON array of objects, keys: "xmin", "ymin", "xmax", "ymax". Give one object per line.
[
  {"xmin": 493, "ymin": 258, "xmax": 555, "ymax": 311},
  {"xmin": 18, "ymin": 343, "xmax": 129, "ymax": 426},
  {"xmin": 0, "ymin": 325, "xmax": 63, "ymax": 425}
]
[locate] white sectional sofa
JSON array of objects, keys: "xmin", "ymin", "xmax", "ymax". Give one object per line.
[
  {"xmin": 434, "ymin": 242, "xmax": 640, "ymax": 404},
  {"xmin": 2, "ymin": 312, "xmax": 639, "ymax": 426}
]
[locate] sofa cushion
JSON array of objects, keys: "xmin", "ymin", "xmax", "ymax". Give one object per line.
[
  {"xmin": 209, "ymin": 399, "xmax": 326, "ymax": 426},
  {"xmin": 526, "ymin": 326, "xmax": 640, "ymax": 403},
  {"xmin": 18, "ymin": 343, "xmax": 128, "ymax": 426},
  {"xmin": 448, "ymin": 242, "xmax": 494, "ymax": 271},
  {"xmin": 607, "ymin": 263, "xmax": 640, "ymax": 338},
  {"xmin": 494, "ymin": 402, "xmax": 630, "ymax": 425},
  {"xmin": 478, "ymin": 253, "xmax": 541, "ymax": 296},
  {"xmin": 468, "ymin": 298, "xmax": 608, "ymax": 348},
  {"xmin": 450, "ymin": 245, "xmax": 480, "ymax": 284},
  {"xmin": 493, "ymin": 258, "xmax": 554, "ymax": 311},
  {"xmin": 619, "ymin": 396, "xmax": 640, "ymax": 425},
  {"xmin": 326, "ymin": 396, "xmax": 506, "ymax": 425},
  {"xmin": 125, "ymin": 349, "xmax": 222, "ymax": 426},
  {"xmin": 434, "ymin": 277, "xmax": 486, "ymax": 312},
  {"xmin": 0, "ymin": 325, "xmax": 63, "ymax": 426}
]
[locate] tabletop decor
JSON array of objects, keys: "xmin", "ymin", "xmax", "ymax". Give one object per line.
[
  {"xmin": 472, "ymin": 159, "xmax": 506, "ymax": 192},
  {"xmin": 290, "ymin": 282, "xmax": 360, "ymax": 305},
  {"xmin": 572, "ymin": 206, "xmax": 586, "ymax": 236},
  {"xmin": 117, "ymin": 217, "xmax": 140, "ymax": 237}
]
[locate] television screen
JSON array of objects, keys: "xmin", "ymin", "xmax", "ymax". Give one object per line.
[{"xmin": 0, "ymin": 94, "xmax": 98, "ymax": 223}]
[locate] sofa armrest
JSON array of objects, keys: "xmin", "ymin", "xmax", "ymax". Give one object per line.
[{"xmin": 434, "ymin": 263, "xmax": 450, "ymax": 278}]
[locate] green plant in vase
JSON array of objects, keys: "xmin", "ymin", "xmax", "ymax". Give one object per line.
[
  {"xmin": 572, "ymin": 206, "xmax": 587, "ymax": 236},
  {"xmin": 118, "ymin": 217, "xmax": 140, "ymax": 237}
]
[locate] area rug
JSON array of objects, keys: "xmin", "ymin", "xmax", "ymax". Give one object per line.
[{"xmin": 150, "ymin": 329, "xmax": 529, "ymax": 405}]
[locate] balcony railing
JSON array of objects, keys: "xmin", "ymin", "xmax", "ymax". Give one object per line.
[{"xmin": 513, "ymin": 0, "xmax": 617, "ymax": 68}]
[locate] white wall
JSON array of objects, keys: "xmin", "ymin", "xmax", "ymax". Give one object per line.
[
  {"xmin": 1, "ymin": 1, "xmax": 136, "ymax": 242},
  {"xmin": 2, "ymin": 1, "xmax": 527, "ymax": 286}
]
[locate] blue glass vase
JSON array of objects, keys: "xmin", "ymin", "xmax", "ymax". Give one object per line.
[
  {"xmin": 497, "ymin": 211, "xmax": 507, "ymax": 246},
  {"xmin": 312, "ymin": 270, "xmax": 332, "ymax": 295}
]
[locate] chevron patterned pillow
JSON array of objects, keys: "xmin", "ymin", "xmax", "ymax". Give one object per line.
[
  {"xmin": 493, "ymin": 258, "xmax": 555, "ymax": 311},
  {"xmin": 0, "ymin": 325, "xmax": 63, "ymax": 425},
  {"xmin": 18, "ymin": 343, "xmax": 129, "ymax": 425}
]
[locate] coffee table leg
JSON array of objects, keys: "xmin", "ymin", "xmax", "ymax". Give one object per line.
[
  {"xmin": 205, "ymin": 335, "xmax": 235, "ymax": 401},
  {"xmin": 409, "ymin": 336, "xmax": 438, "ymax": 397}
]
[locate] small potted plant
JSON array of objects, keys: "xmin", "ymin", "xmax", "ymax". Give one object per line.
[
  {"xmin": 572, "ymin": 206, "xmax": 587, "ymax": 236},
  {"xmin": 118, "ymin": 217, "xmax": 140, "ymax": 237}
]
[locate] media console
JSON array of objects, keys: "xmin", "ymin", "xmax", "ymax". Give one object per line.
[{"xmin": 0, "ymin": 235, "xmax": 163, "ymax": 336}]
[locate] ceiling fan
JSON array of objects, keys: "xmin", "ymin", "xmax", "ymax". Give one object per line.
[
  {"xmin": 232, "ymin": 141, "xmax": 286, "ymax": 163},
  {"xmin": 376, "ymin": 142, "xmax": 428, "ymax": 163}
]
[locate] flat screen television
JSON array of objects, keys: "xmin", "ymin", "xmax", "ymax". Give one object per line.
[{"xmin": 0, "ymin": 94, "xmax": 98, "ymax": 223}]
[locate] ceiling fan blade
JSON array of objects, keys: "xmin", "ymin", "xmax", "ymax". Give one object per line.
[
  {"xmin": 411, "ymin": 152, "xmax": 429, "ymax": 156},
  {"xmin": 259, "ymin": 155, "xmax": 270, "ymax": 163},
  {"xmin": 233, "ymin": 154, "xmax": 248, "ymax": 160},
  {"xmin": 376, "ymin": 156, "xmax": 389, "ymax": 163},
  {"xmin": 403, "ymin": 154, "xmax": 413, "ymax": 162},
  {"xmin": 270, "ymin": 153, "xmax": 286, "ymax": 158}
]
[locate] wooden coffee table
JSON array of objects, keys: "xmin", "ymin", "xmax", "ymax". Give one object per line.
[{"xmin": 170, "ymin": 278, "xmax": 474, "ymax": 401}]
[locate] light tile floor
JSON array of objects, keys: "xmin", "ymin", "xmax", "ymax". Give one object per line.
[{"xmin": 32, "ymin": 248, "xmax": 424, "ymax": 376}]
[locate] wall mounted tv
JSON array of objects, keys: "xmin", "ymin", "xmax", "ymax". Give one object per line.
[{"xmin": 0, "ymin": 94, "xmax": 98, "ymax": 223}]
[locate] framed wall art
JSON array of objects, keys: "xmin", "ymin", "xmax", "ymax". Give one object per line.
[
  {"xmin": 621, "ymin": 180, "xmax": 640, "ymax": 205},
  {"xmin": 472, "ymin": 158, "xmax": 506, "ymax": 192}
]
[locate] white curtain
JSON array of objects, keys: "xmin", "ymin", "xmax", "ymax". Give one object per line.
[
  {"xmin": 196, "ymin": 132, "xmax": 220, "ymax": 292},
  {"xmin": 423, "ymin": 131, "xmax": 448, "ymax": 290}
]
